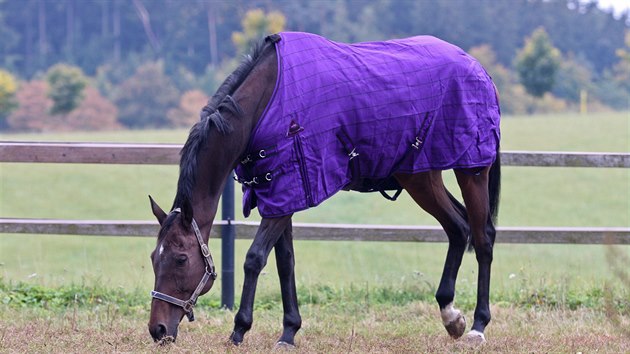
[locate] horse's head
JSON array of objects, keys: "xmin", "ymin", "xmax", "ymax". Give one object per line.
[{"xmin": 147, "ymin": 196, "xmax": 216, "ymax": 343}]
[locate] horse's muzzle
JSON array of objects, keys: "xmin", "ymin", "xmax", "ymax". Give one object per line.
[{"xmin": 149, "ymin": 322, "xmax": 178, "ymax": 343}]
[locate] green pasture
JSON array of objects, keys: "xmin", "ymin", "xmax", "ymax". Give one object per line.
[{"xmin": 0, "ymin": 112, "xmax": 629, "ymax": 306}]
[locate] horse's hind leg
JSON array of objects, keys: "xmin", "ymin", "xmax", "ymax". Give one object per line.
[
  {"xmin": 454, "ymin": 167, "xmax": 496, "ymax": 344},
  {"xmin": 273, "ymin": 220, "xmax": 302, "ymax": 347},
  {"xmin": 395, "ymin": 171, "xmax": 470, "ymax": 339}
]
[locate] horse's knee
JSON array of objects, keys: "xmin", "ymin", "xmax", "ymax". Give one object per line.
[
  {"xmin": 243, "ymin": 250, "xmax": 266, "ymax": 275},
  {"xmin": 444, "ymin": 222, "xmax": 469, "ymax": 248}
]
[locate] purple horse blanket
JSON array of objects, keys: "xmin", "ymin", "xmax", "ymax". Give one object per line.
[{"xmin": 235, "ymin": 32, "xmax": 500, "ymax": 218}]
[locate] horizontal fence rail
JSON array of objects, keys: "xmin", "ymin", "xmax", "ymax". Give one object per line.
[
  {"xmin": 1, "ymin": 141, "xmax": 629, "ymax": 245},
  {"xmin": 1, "ymin": 219, "xmax": 628, "ymax": 245},
  {"xmin": 1, "ymin": 142, "xmax": 629, "ymax": 167},
  {"xmin": 0, "ymin": 142, "xmax": 182, "ymax": 165}
]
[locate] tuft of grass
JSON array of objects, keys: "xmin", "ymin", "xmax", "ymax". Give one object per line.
[{"xmin": 2, "ymin": 276, "xmax": 628, "ymax": 315}]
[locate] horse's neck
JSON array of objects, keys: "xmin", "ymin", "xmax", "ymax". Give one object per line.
[{"xmin": 191, "ymin": 47, "xmax": 278, "ymax": 236}]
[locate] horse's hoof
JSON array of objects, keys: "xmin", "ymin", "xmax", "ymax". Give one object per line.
[
  {"xmin": 229, "ymin": 332, "xmax": 243, "ymax": 346},
  {"xmin": 461, "ymin": 330, "xmax": 486, "ymax": 345},
  {"xmin": 274, "ymin": 341, "xmax": 296, "ymax": 350},
  {"xmin": 444, "ymin": 314, "xmax": 466, "ymax": 339},
  {"xmin": 441, "ymin": 304, "xmax": 466, "ymax": 339}
]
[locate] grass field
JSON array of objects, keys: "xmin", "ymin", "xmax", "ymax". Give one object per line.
[
  {"xmin": 1, "ymin": 303, "xmax": 629, "ymax": 353},
  {"xmin": 1, "ymin": 111, "xmax": 629, "ymax": 351}
]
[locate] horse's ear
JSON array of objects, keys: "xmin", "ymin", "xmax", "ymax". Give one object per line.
[
  {"xmin": 149, "ymin": 195, "xmax": 167, "ymax": 226},
  {"xmin": 181, "ymin": 200, "xmax": 193, "ymax": 227}
]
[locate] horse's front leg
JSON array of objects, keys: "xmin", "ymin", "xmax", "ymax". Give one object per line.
[
  {"xmin": 273, "ymin": 220, "xmax": 302, "ymax": 347},
  {"xmin": 230, "ymin": 215, "xmax": 293, "ymax": 345}
]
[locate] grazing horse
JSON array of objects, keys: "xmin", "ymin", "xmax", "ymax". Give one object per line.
[{"xmin": 148, "ymin": 32, "xmax": 500, "ymax": 346}]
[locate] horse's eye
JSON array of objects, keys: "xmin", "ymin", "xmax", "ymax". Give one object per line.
[{"xmin": 175, "ymin": 254, "xmax": 188, "ymax": 266}]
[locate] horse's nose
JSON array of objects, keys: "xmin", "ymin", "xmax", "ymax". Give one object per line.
[{"xmin": 149, "ymin": 323, "xmax": 167, "ymax": 342}]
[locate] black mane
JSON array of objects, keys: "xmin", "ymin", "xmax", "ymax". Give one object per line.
[{"xmin": 171, "ymin": 36, "xmax": 276, "ymax": 212}]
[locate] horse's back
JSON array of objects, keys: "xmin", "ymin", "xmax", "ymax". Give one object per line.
[{"xmin": 237, "ymin": 32, "xmax": 500, "ymax": 217}]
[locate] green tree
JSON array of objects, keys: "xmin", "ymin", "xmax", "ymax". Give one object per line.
[
  {"xmin": 231, "ymin": 9, "xmax": 285, "ymax": 55},
  {"xmin": 0, "ymin": 68, "xmax": 18, "ymax": 128},
  {"xmin": 45, "ymin": 63, "xmax": 88, "ymax": 115},
  {"xmin": 515, "ymin": 27, "xmax": 561, "ymax": 97},
  {"xmin": 114, "ymin": 60, "xmax": 179, "ymax": 128},
  {"xmin": 551, "ymin": 56, "xmax": 593, "ymax": 103}
]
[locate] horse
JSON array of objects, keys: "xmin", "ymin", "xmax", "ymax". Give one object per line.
[{"xmin": 147, "ymin": 32, "xmax": 501, "ymax": 347}]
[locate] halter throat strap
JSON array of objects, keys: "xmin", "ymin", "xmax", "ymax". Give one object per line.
[{"xmin": 151, "ymin": 212, "xmax": 217, "ymax": 322}]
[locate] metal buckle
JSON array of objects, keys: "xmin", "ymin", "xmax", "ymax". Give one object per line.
[
  {"xmin": 258, "ymin": 149, "xmax": 266, "ymax": 158},
  {"xmin": 348, "ymin": 148, "xmax": 359, "ymax": 160},
  {"xmin": 411, "ymin": 137, "xmax": 422, "ymax": 149},
  {"xmin": 265, "ymin": 172, "xmax": 272, "ymax": 181},
  {"xmin": 201, "ymin": 244, "xmax": 210, "ymax": 258},
  {"xmin": 182, "ymin": 300, "xmax": 194, "ymax": 313}
]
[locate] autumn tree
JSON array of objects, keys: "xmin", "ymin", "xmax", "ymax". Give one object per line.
[
  {"xmin": 65, "ymin": 86, "xmax": 120, "ymax": 131},
  {"xmin": 45, "ymin": 64, "xmax": 88, "ymax": 115},
  {"xmin": 167, "ymin": 90, "xmax": 208, "ymax": 127},
  {"xmin": 612, "ymin": 30, "xmax": 630, "ymax": 92},
  {"xmin": 0, "ymin": 69, "xmax": 18, "ymax": 129},
  {"xmin": 231, "ymin": 9, "xmax": 285, "ymax": 55},
  {"xmin": 7, "ymin": 80, "xmax": 119, "ymax": 132},
  {"xmin": 468, "ymin": 44, "xmax": 528, "ymax": 114},
  {"xmin": 515, "ymin": 27, "xmax": 561, "ymax": 97},
  {"xmin": 6, "ymin": 80, "xmax": 54, "ymax": 131}
]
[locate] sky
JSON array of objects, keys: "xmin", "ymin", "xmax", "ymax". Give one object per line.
[{"xmin": 596, "ymin": 0, "xmax": 630, "ymax": 17}]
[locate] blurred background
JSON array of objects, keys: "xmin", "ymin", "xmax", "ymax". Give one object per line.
[{"xmin": 0, "ymin": 0, "xmax": 628, "ymax": 132}]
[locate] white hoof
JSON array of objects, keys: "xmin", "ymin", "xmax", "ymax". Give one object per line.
[{"xmin": 462, "ymin": 330, "xmax": 486, "ymax": 345}]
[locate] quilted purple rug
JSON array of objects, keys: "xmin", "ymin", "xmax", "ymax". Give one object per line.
[{"xmin": 235, "ymin": 32, "xmax": 500, "ymax": 218}]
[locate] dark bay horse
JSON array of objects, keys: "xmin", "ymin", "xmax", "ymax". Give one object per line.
[{"xmin": 148, "ymin": 32, "xmax": 500, "ymax": 346}]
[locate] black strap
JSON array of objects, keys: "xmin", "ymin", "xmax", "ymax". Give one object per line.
[
  {"xmin": 379, "ymin": 188, "xmax": 403, "ymax": 201},
  {"xmin": 240, "ymin": 146, "xmax": 276, "ymax": 165}
]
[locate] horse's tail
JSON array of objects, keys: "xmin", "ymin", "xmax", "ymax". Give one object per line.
[{"xmin": 488, "ymin": 147, "xmax": 501, "ymax": 225}]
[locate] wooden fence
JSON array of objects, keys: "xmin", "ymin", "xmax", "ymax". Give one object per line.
[
  {"xmin": 2, "ymin": 141, "xmax": 629, "ymax": 308},
  {"xmin": 1, "ymin": 141, "xmax": 629, "ymax": 244}
]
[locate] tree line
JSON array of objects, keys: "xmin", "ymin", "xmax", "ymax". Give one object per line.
[{"xmin": 0, "ymin": 0, "xmax": 628, "ymax": 131}]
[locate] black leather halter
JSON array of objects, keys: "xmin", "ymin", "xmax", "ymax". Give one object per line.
[{"xmin": 150, "ymin": 209, "xmax": 217, "ymax": 322}]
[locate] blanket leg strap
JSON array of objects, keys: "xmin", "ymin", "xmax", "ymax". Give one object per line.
[{"xmin": 379, "ymin": 188, "xmax": 403, "ymax": 201}]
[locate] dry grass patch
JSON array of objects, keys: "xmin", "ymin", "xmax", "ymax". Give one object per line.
[{"xmin": 1, "ymin": 302, "xmax": 629, "ymax": 353}]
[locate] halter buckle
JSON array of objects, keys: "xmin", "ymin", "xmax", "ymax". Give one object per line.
[
  {"xmin": 201, "ymin": 244, "xmax": 210, "ymax": 258},
  {"xmin": 185, "ymin": 308, "xmax": 195, "ymax": 322},
  {"xmin": 182, "ymin": 300, "xmax": 195, "ymax": 313}
]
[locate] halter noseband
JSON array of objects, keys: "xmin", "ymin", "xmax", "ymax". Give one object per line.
[{"xmin": 150, "ymin": 208, "xmax": 217, "ymax": 322}]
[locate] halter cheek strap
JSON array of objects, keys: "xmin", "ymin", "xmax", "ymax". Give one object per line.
[{"xmin": 151, "ymin": 211, "xmax": 217, "ymax": 322}]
